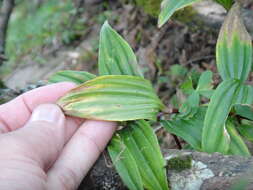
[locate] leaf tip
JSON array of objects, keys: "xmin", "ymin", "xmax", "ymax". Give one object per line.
[{"xmin": 219, "ymin": 3, "xmax": 251, "ymax": 46}]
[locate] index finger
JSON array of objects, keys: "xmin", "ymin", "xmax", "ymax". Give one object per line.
[{"xmin": 0, "ymin": 82, "xmax": 76, "ymax": 132}]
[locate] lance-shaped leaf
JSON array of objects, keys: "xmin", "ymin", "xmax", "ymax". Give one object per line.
[
  {"xmin": 162, "ymin": 107, "xmax": 206, "ymax": 150},
  {"xmin": 108, "ymin": 134, "xmax": 144, "ymax": 190},
  {"xmin": 202, "ymin": 79, "xmax": 239, "ymax": 154},
  {"xmin": 216, "ymin": 3, "xmax": 252, "ymax": 82},
  {"xmin": 233, "ymin": 84, "xmax": 253, "ymax": 121},
  {"xmin": 58, "ymin": 75, "xmax": 164, "ymax": 121},
  {"xmin": 98, "ymin": 22, "xmax": 168, "ymax": 189},
  {"xmin": 48, "ymin": 70, "xmax": 96, "ymax": 84},
  {"xmin": 158, "ymin": 0, "xmax": 201, "ymax": 27},
  {"xmin": 234, "ymin": 105, "xmax": 253, "ymax": 121},
  {"xmin": 215, "ymin": 0, "xmax": 234, "ymax": 10},
  {"xmin": 227, "ymin": 120, "xmax": 251, "ymax": 156},
  {"xmin": 98, "ymin": 21, "xmax": 143, "ymax": 77},
  {"xmin": 119, "ymin": 120, "xmax": 168, "ymax": 190},
  {"xmin": 233, "ymin": 84, "xmax": 253, "ymax": 105},
  {"xmin": 238, "ymin": 124, "xmax": 253, "ymax": 142},
  {"xmin": 202, "ymin": 80, "xmax": 253, "ymax": 153}
]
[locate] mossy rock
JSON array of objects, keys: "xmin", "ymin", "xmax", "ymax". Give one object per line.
[{"xmin": 167, "ymin": 155, "xmax": 192, "ymax": 172}]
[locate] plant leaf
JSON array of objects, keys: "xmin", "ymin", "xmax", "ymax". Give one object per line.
[
  {"xmin": 179, "ymin": 91, "xmax": 200, "ymax": 118},
  {"xmin": 180, "ymin": 76, "xmax": 194, "ymax": 95},
  {"xmin": 98, "ymin": 21, "xmax": 143, "ymax": 77},
  {"xmin": 216, "ymin": 3, "xmax": 252, "ymax": 82},
  {"xmin": 98, "ymin": 22, "xmax": 168, "ymax": 189},
  {"xmin": 234, "ymin": 84, "xmax": 253, "ymax": 105},
  {"xmin": 202, "ymin": 79, "xmax": 253, "ymax": 154},
  {"xmin": 202, "ymin": 79, "xmax": 240, "ymax": 154},
  {"xmin": 48, "ymin": 70, "xmax": 96, "ymax": 84},
  {"xmin": 196, "ymin": 70, "xmax": 214, "ymax": 98},
  {"xmin": 158, "ymin": 0, "xmax": 201, "ymax": 27},
  {"xmin": 108, "ymin": 134, "xmax": 144, "ymax": 190},
  {"xmin": 119, "ymin": 120, "xmax": 168, "ymax": 190},
  {"xmin": 234, "ymin": 105, "xmax": 253, "ymax": 121},
  {"xmin": 215, "ymin": 0, "xmax": 234, "ymax": 10},
  {"xmin": 162, "ymin": 107, "xmax": 206, "ymax": 150},
  {"xmin": 227, "ymin": 120, "xmax": 251, "ymax": 156},
  {"xmin": 237, "ymin": 124, "xmax": 253, "ymax": 142},
  {"xmin": 58, "ymin": 75, "xmax": 164, "ymax": 121}
]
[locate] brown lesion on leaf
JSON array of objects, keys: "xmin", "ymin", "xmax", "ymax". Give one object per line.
[{"xmin": 218, "ymin": 3, "xmax": 251, "ymax": 46}]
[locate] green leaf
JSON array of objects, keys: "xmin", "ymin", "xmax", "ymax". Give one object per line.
[
  {"xmin": 180, "ymin": 76, "xmax": 194, "ymax": 95},
  {"xmin": 196, "ymin": 71, "xmax": 214, "ymax": 98},
  {"xmin": 119, "ymin": 120, "xmax": 169, "ymax": 190},
  {"xmin": 234, "ymin": 105, "xmax": 253, "ymax": 121},
  {"xmin": 234, "ymin": 84, "xmax": 253, "ymax": 105},
  {"xmin": 98, "ymin": 21, "xmax": 143, "ymax": 77},
  {"xmin": 48, "ymin": 70, "xmax": 96, "ymax": 84},
  {"xmin": 215, "ymin": 0, "xmax": 234, "ymax": 10},
  {"xmin": 169, "ymin": 64, "xmax": 188, "ymax": 78},
  {"xmin": 108, "ymin": 134, "xmax": 144, "ymax": 190},
  {"xmin": 58, "ymin": 75, "xmax": 164, "ymax": 121},
  {"xmin": 237, "ymin": 124, "xmax": 253, "ymax": 142},
  {"xmin": 216, "ymin": 3, "xmax": 252, "ymax": 82},
  {"xmin": 162, "ymin": 107, "xmax": 206, "ymax": 150},
  {"xmin": 98, "ymin": 22, "xmax": 168, "ymax": 189},
  {"xmin": 179, "ymin": 91, "xmax": 200, "ymax": 118},
  {"xmin": 158, "ymin": 0, "xmax": 201, "ymax": 27},
  {"xmin": 202, "ymin": 79, "xmax": 240, "ymax": 154},
  {"xmin": 227, "ymin": 120, "xmax": 251, "ymax": 156},
  {"xmin": 202, "ymin": 79, "xmax": 253, "ymax": 154}
]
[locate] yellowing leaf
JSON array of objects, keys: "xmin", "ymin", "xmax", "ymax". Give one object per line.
[
  {"xmin": 216, "ymin": 3, "xmax": 252, "ymax": 82},
  {"xmin": 58, "ymin": 75, "xmax": 164, "ymax": 121},
  {"xmin": 98, "ymin": 23, "xmax": 168, "ymax": 190}
]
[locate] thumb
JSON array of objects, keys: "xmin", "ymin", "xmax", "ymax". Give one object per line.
[{"xmin": 0, "ymin": 104, "xmax": 67, "ymax": 170}]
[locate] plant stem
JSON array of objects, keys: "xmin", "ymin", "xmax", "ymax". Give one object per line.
[{"xmin": 172, "ymin": 134, "xmax": 182, "ymax": 149}]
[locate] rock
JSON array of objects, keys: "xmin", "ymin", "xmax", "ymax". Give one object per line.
[
  {"xmin": 79, "ymin": 149, "xmax": 253, "ymax": 190},
  {"xmin": 191, "ymin": 1, "xmax": 253, "ymax": 37}
]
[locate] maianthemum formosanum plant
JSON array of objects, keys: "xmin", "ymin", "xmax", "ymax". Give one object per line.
[
  {"xmin": 48, "ymin": 0, "xmax": 253, "ymax": 189},
  {"xmin": 49, "ymin": 21, "xmax": 168, "ymax": 190}
]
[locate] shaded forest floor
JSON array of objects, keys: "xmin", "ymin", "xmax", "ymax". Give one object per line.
[{"xmin": 3, "ymin": 1, "xmax": 219, "ymax": 90}]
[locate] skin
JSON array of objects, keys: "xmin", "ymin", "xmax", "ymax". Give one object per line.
[{"xmin": 0, "ymin": 82, "xmax": 116, "ymax": 190}]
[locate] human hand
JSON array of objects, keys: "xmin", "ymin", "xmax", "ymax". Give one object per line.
[{"xmin": 0, "ymin": 82, "xmax": 116, "ymax": 190}]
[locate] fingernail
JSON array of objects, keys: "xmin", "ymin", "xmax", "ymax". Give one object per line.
[{"xmin": 30, "ymin": 104, "xmax": 64, "ymax": 125}]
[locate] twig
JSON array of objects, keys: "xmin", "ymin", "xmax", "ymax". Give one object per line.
[
  {"xmin": 0, "ymin": 0, "xmax": 15, "ymax": 65},
  {"xmin": 187, "ymin": 55, "xmax": 215, "ymax": 65},
  {"xmin": 172, "ymin": 134, "xmax": 182, "ymax": 150}
]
